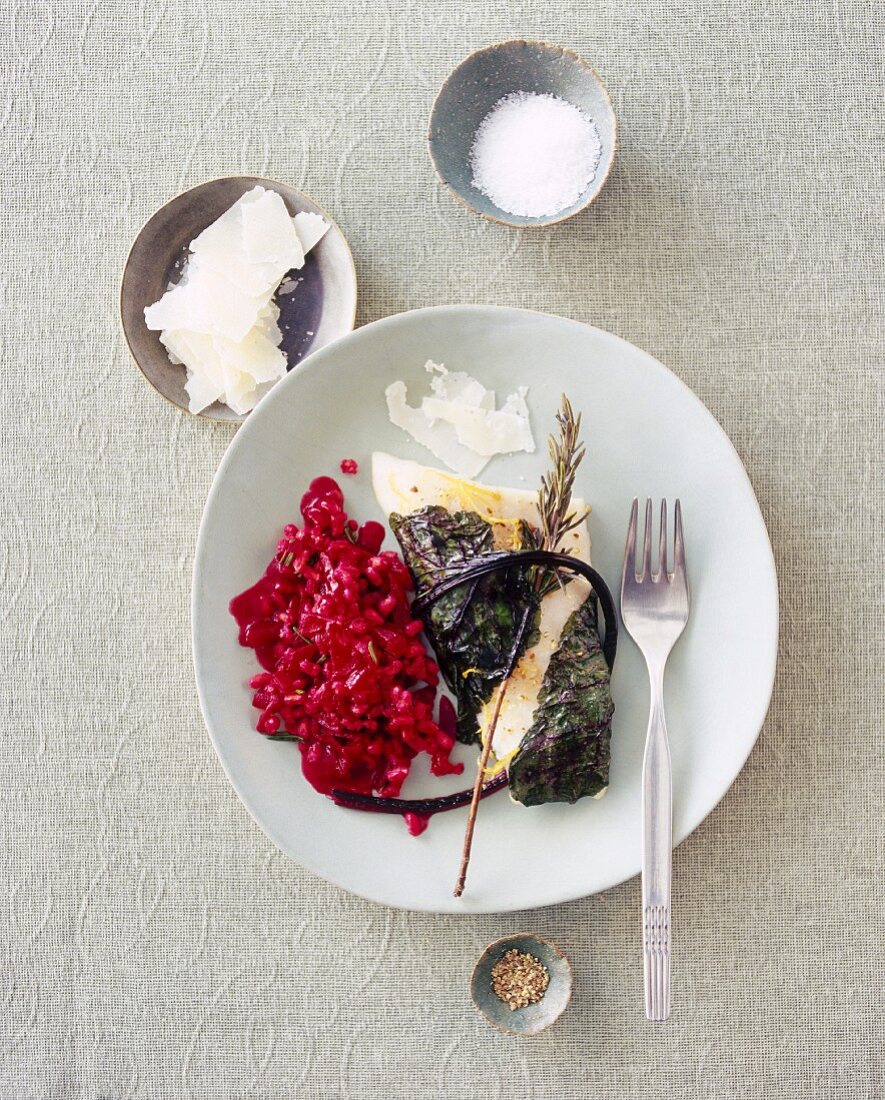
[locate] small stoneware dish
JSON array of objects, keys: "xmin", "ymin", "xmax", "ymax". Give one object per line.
[
  {"xmin": 470, "ymin": 933, "xmax": 573, "ymax": 1035},
  {"xmin": 120, "ymin": 176, "xmax": 357, "ymax": 423},
  {"xmin": 428, "ymin": 40, "xmax": 617, "ymax": 228}
]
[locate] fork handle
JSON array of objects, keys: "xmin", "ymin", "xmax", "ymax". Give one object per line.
[{"xmin": 642, "ymin": 673, "xmax": 672, "ymax": 1022}]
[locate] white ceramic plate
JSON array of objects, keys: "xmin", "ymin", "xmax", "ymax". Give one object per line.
[{"xmin": 192, "ymin": 306, "xmax": 778, "ymax": 913}]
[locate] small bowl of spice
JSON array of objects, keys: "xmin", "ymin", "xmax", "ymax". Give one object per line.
[
  {"xmin": 470, "ymin": 933, "xmax": 573, "ymax": 1036},
  {"xmin": 428, "ymin": 40, "xmax": 616, "ymax": 227}
]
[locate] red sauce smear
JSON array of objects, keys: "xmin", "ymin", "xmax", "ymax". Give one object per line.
[
  {"xmin": 339, "ymin": 458, "xmax": 358, "ymax": 475},
  {"xmin": 401, "ymin": 697, "xmax": 455, "ymax": 835},
  {"xmin": 229, "ymin": 477, "xmax": 463, "ymax": 814}
]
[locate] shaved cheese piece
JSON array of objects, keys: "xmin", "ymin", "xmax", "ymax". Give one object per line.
[
  {"xmin": 162, "ymin": 330, "xmax": 227, "ymax": 412},
  {"xmin": 385, "ymin": 361, "xmax": 534, "ymax": 477},
  {"xmin": 145, "ymin": 267, "xmax": 274, "ymax": 344},
  {"xmin": 215, "ymin": 330, "xmax": 286, "ymax": 384},
  {"xmin": 423, "ymin": 387, "xmax": 533, "ymax": 456},
  {"xmin": 189, "ymin": 188, "xmax": 296, "ymax": 298},
  {"xmin": 386, "ymin": 380, "xmax": 488, "ymax": 479},
  {"xmin": 241, "ymin": 189, "xmax": 305, "ymax": 270},
  {"xmin": 427, "ymin": 361, "xmax": 494, "ymax": 409},
  {"xmin": 293, "ymin": 210, "xmax": 330, "ymax": 254},
  {"xmin": 159, "ymin": 325, "xmax": 287, "ymax": 415},
  {"xmin": 143, "ymin": 185, "xmax": 329, "ymax": 414},
  {"xmin": 371, "ymin": 452, "xmax": 592, "ymax": 767},
  {"xmin": 252, "ymin": 300, "xmax": 284, "ymax": 346}
]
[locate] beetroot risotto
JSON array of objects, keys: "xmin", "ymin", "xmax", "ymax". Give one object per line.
[{"xmin": 230, "ymin": 477, "xmax": 463, "ymax": 816}]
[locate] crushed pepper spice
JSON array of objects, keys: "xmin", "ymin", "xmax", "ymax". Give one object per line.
[{"xmin": 490, "ymin": 948, "xmax": 550, "ymax": 1010}]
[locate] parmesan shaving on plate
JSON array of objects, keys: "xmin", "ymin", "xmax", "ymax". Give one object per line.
[
  {"xmin": 385, "ymin": 361, "xmax": 534, "ymax": 477},
  {"xmin": 143, "ymin": 186, "xmax": 329, "ymax": 415}
]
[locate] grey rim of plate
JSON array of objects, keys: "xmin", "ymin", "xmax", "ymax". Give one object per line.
[{"xmin": 428, "ymin": 39, "xmax": 617, "ymax": 227}]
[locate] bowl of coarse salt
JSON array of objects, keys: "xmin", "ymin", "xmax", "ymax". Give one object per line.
[{"xmin": 428, "ymin": 40, "xmax": 617, "ymax": 228}]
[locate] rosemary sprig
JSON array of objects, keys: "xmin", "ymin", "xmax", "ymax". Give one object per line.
[
  {"xmin": 454, "ymin": 394, "xmax": 588, "ymax": 897},
  {"xmin": 520, "ymin": 395, "xmax": 589, "ymax": 598},
  {"xmin": 538, "ymin": 395, "xmax": 589, "ymax": 552}
]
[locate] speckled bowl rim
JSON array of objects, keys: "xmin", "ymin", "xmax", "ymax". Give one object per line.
[
  {"xmin": 119, "ymin": 174, "xmax": 359, "ymax": 425},
  {"xmin": 470, "ymin": 932, "xmax": 574, "ymax": 1035},
  {"xmin": 428, "ymin": 39, "xmax": 619, "ymax": 229}
]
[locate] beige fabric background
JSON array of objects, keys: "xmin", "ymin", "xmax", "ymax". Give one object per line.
[{"xmin": 2, "ymin": 1, "xmax": 883, "ymax": 1097}]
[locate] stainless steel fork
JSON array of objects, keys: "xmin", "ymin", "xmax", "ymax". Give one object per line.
[{"xmin": 620, "ymin": 499, "xmax": 690, "ymax": 1022}]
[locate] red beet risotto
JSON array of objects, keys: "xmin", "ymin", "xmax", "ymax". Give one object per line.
[{"xmin": 230, "ymin": 477, "xmax": 463, "ymax": 804}]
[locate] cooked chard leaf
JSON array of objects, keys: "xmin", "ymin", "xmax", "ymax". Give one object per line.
[
  {"xmin": 508, "ymin": 595, "xmax": 614, "ymax": 807},
  {"xmin": 390, "ymin": 506, "xmax": 541, "ymax": 743}
]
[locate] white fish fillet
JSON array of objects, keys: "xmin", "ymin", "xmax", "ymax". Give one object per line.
[{"xmin": 372, "ymin": 452, "xmax": 592, "ymax": 763}]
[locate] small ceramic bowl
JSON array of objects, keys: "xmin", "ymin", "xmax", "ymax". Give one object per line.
[
  {"xmin": 120, "ymin": 176, "xmax": 357, "ymax": 423},
  {"xmin": 470, "ymin": 933, "xmax": 573, "ymax": 1035},
  {"xmin": 429, "ymin": 40, "xmax": 617, "ymax": 228}
]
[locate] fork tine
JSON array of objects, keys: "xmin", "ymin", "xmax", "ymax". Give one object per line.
[
  {"xmin": 641, "ymin": 498, "xmax": 653, "ymax": 579},
  {"xmin": 622, "ymin": 498, "xmax": 638, "ymax": 584},
  {"xmin": 658, "ymin": 499, "xmax": 668, "ymax": 579},
  {"xmin": 674, "ymin": 499, "xmax": 685, "ymax": 578}
]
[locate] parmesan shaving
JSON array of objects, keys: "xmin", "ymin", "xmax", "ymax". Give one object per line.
[
  {"xmin": 293, "ymin": 211, "xmax": 330, "ymax": 255},
  {"xmin": 385, "ymin": 361, "xmax": 534, "ymax": 477},
  {"xmin": 143, "ymin": 185, "xmax": 329, "ymax": 414}
]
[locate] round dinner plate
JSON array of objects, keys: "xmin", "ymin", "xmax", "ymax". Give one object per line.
[{"xmin": 192, "ymin": 305, "xmax": 778, "ymax": 914}]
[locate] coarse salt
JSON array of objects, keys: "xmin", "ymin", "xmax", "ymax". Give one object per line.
[{"xmin": 470, "ymin": 92, "xmax": 602, "ymax": 218}]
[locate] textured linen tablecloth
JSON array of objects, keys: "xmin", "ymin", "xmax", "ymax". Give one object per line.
[{"xmin": 2, "ymin": 1, "xmax": 882, "ymax": 1097}]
